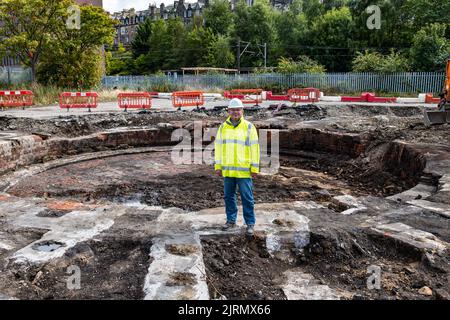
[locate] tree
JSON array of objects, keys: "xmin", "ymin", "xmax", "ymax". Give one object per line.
[
  {"xmin": 131, "ymin": 17, "xmax": 152, "ymax": 58},
  {"xmin": 410, "ymin": 23, "xmax": 450, "ymax": 72},
  {"xmin": 165, "ymin": 18, "xmax": 186, "ymax": 70},
  {"xmin": 379, "ymin": 50, "xmax": 409, "ymax": 73},
  {"xmin": 36, "ymin": 4, "xmax": 115, "ymax": 87},
  {"xmin": 274, "ymin": 0, "xmax": 309, "ymax": 59},
  {"xmin": 277, "ymin": 55, "xmax": 326, "ymax": 73},
  {"xmin": 403, "ymin": 0, "xmax": 450, "ymax": 27},
  {"xmin": 233, "ymin": 0, "xmax": 277, "ymax": 68},
  {"xmin": 106, "ymin": 44, "xmax": 135, "ymax": 75},
  {"xmin": 0, "ymin": 0, "xmax": 73, "ymax": 83},
  {"xmin": 351, "ymin": 50, "xmax": 383, "ymax": 72},
  {"xmin": 134, "ymin": 18, "xmax": 186, "ymax": 73},
  {"xmin": 203, "ymin": 0, "xmax": 234, "ymax": 36},
  {"xmin": 322, "ymin": 0, "xmax": 347, "ymax": 11},
  {"xmin": 207, "ymin": 35, "xmax": 235, "ymax": 68},
  {"xmin": 184, "ymin": 26, "xmax": 215, "ymax": 67},
  {"xmin": 352, "ymin": 50, "xmax": 409, "ymax": 73},
  {"xmin": 310, "ymin": 7, "xmax": 354, "ymax": 71},
  {"xmin": 302, "ymin": 0, "xmax": 324, "ymax": 23}
]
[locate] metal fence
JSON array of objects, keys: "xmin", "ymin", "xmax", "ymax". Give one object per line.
[
  {"xmin": 0, "ymin": 67, "xmax": 32, "ymax": 84},
  {"xmin": 102, "ymin": 72, "xmax": 445, "ymax": 94}
]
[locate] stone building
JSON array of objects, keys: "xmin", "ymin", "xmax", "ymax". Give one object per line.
[{"xmin": 111, "ymin": 1, "xmax": 208, "ymax": 48}]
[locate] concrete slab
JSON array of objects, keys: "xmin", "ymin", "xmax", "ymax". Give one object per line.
[
  {"xmin": 281, "ymin": 268, "xmax": 343, "ymax": 300},
  {"xmin": 371, "ymin": 222, "xmax": 449, "ymax": 254}
]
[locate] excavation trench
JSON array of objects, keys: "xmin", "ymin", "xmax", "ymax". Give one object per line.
[
  {"xmin": 0, "ymin": 122, "xmax": 448, "ymax": 300},
  {"xmin": 3, "ymin": 127, "xmax": 426, "ymax": 206}
]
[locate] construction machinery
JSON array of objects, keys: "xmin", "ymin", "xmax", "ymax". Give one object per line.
[{"xmin": 424, "ymin": 55, "xmax": 450, "ymax": 125}]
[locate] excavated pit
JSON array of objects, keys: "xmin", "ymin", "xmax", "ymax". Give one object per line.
[
  {"xmin": 0, "ymin": 106, "xmax": 449, "ymax": 300},
  {"xmin": 2, "ymin": 128, "xmax": 425, "ymax": 207}
]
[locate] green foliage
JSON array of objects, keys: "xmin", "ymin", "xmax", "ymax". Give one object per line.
[
  {"xmin": 352, "ymin": 50, "xmax": 410, "ymax": 73},
  {"xmin": 4, "ymin": 0, "xmax": 450, "ymax": 86},
  {"xmin": 381, "ymin": 51, "xmax": 410, "ymax": 73},
  {"xmin": 131, "ymin": 17, "xmax": 153, "ymax": 58},
  {"xmin": 274, "ymin": 1, "xmax": 309, "ymax": 59},
  {"xmin": 36, "ymin": 4, "xmax": 115, "ymax": 87},
  {"xmin": 0, "ymin": 0, "xmax": 115, "ymax": 86},
  {"xmin": 410, "ymin": 23, "xmax": 450, "ymax": 72},
  {"xmin": 352, "ymin": 51, "xmax": 383, "ymax": 72},
  {"xmin": 277, "ymin": 56, "xmax": 326, "ymax": 73},
  {"xmin": 0, "ymin": 0, "xmax": 73, "ymax": 82},
  {"xmin": 184, "ymin": 26, "xmax": 216, "ymax": 67},
  {"xmin": 233, "ymin": 0, "xmax": 276, "ymax": 67},
  {"xmin": 310, "ymin": 6, "xmax": 354, "ymax": 71},
  {"xmin": 204, "ymin": 0, "xmax": 234, "ymax": 36},
  {"xmin": 207, "ymin": 35, "xmax": 235, "ymax": 68},
  {"xmin": 106, "ymin": 45, "xmax": 136, "ymax": 75}
]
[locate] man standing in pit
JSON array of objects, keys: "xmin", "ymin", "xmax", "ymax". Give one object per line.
[{"xmin": 214, "ymin": 98, "xmax": 260, "ymax": 236}]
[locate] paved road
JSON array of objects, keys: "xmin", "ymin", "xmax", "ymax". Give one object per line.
[{"xmin": 0, "ymin": 97, "xmax": 435, "ymax": 120}]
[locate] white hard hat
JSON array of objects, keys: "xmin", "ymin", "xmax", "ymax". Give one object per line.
[{"xmin": 228, "ymin": 98, "xmax": 244, "ymax": 109}]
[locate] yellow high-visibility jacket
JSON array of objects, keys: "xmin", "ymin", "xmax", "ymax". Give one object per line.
[{"xmin": 214, "ymin": 116, "xmax": 260, "ymax": 178}]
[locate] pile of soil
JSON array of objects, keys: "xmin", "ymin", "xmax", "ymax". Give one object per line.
[
  {"xmin": 0, "ymin": 212, "xmax": 157, "ymax": 300},
  {"xmin": 201, "ymin": 235, "xmax": 291, "ymax": 300},
  {"xmin": 300, "ymin": 227, "xmax": 450, "ymax": 300}
]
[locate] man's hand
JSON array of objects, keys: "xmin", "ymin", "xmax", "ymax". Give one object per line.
[
  {"xmin": 215, "ymin": 170, "xmax": 222, "ymax": 177},
  {"xmin": 251, "ymin": 173, "xmax": 258, "ymax": 179}
]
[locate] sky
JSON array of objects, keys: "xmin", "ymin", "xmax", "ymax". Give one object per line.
[{"xmin": 103, "ymin": 0, "xmax": 174, "ymax": 13}]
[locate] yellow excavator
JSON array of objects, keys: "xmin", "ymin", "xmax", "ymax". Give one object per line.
[{"xmin": 424, "ymin": 55, "xmax": 450, "ymax": 125}]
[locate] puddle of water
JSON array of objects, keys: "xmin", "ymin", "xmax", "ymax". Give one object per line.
[{"xmin": 32, "ymin": 241, "xmax": 65, "ymax": 252}]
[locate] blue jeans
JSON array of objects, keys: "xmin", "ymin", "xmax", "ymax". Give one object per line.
[{"xmin": 224, "ymin": 177, "xmax": 255, "ymax": 226}]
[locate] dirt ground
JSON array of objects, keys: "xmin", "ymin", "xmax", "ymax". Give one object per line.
[
  {"xmin": 0, "ymin": 211, "xmax": 158, "ymax": 300},
  {"xmin": 301, "ymin": 227, "xmax": 450, "ymax": 300},
  {"xmin": 201, "ymin": 224, "xmax": 450, "ymax": 300},
  {"xmin": 201, "ymin": 235, "xmax": 290, "ymax": 300},
  {"xmin": 7, "ymin": 149, "xmax": 410, "ymax": 211},
  {"xmin": 1, "ymin": 103, "xmax": 449, "ymax": 300}
]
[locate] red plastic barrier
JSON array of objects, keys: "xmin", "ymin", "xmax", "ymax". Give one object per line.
[
  {"xmin": 227, "ymin": 89, "xmax": 263, "ymax": 105},
  {"xmin": 366, "ymin": 93, "xmax": 397, "ymax": 103},
  {"xmin": 341, "ymin": 92, "xmax": 397, "ymax": 103},
  {"xmin": 223, "ymin": 91, "xmax": 245, "ymax": 100},
  {"xmin": 59, "ymin": 92, "xmax": 98, "ymax": 112},
  {"xmin": 118, "ymin": 92, "xmax": 151, "ymax": 111},
  {"xmin": 266, "ymin": 91, "xmax": 289, "ymax": 101},
  {"xmin": 341, "ymin": 92, "xmax": 369, "ymax": 102},
  {"xmin": 288, "ymin": 88, "xmax": 320, "ymax": 103},
  {"xmin": 172, "ymin": 91, "xmax": 205, "ymax": 108},
  {"xmin": 425, "ymin": 94, "xmax": 441, "ymax": 104},
  {"xmin": 0, "ymin": 90, "xmax": 34, "ymax": 109}
]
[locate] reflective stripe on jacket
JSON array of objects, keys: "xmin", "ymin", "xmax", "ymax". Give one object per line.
[{"xmin": 214, "ymin": 116, "xmax": 260, "ymax": 178}]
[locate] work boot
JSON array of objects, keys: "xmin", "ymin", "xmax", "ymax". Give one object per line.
[
  {"xmin": 246, "ymin": 225, "xmax": 255, "ymax": 236},
  {"xmin": 222, "ymin": 222, "xmax": 237, "ymax": 231}
]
